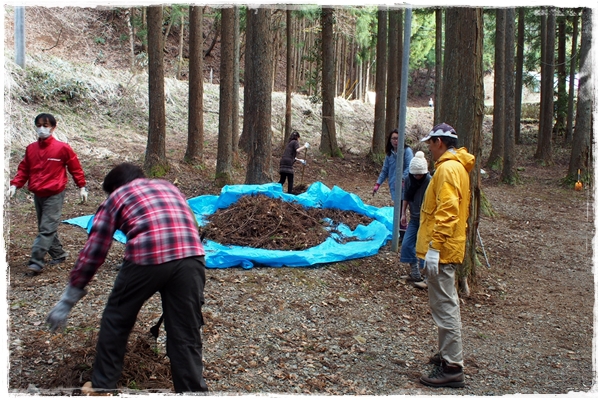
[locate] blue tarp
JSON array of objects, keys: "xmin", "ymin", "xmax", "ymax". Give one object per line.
[{"xmin": 63, "ymin": 182, "xmax": 395, "ymax": 269}]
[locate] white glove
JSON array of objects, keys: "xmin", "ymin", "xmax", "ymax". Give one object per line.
[
  {"xmin": 424, "ymin": 247, "xmax": 440, "ymax": 277},
  {"xmin": 296, "ymin": 158, "xmax": 306, "ymax": 165},
  {"xmin": 79, "ymin": 187, "xmax": 88, "ymax": 203},
  {"xmin": 9, "ymin": 185, "xmax": 16, "ymax": 198},
  {"xmin": 305, "ymin": 142, "xmax": 310, "ymax": 149},
  {"xmin": 46, "ymin": 285, "xmax": 87, "ymax": 332}
]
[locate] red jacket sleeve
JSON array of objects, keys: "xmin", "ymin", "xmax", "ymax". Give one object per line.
[
  {"xmin": 10, "ymin": 148, "xmax": 32, "ymax": 188},
  {"xmin": 64, "ymin": 144, "xmax": 86, "ymax": 188}
]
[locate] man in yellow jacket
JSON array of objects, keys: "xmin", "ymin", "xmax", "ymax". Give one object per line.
[{"xmin": 416, "ymin": 122, "xmax": 475, "ymax": 388}]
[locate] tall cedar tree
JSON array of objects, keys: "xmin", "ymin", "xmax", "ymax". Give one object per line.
[
  {"xmin": 242, "ymin": 7, "xmax": 274, "ymax": 184},
  {"xmin": 535, "ymin": 9, "xmax": 555, "ymax": 164},
  {"xmin": 568, "ymin": 8, "xmax": 593, "ymax": 179},
  {"xmin": 434, "ymin": 8, "xmax": 443, "ymax": 125},
  {"xmin": 185, "ymin": 6, "xmax": 204, "ymax": 164},
  {"xmin": 440, "ymin": 7, "xmax": 484, "ymax": 296},
  {"xmin": 372, "ymin": 9, "xmax": 387, "ymax": 158},
  {"xmin": 487, "ymin": 8, "xmax": 505, "ymax": 170},
  {"xmin": 514, "ymin": 8, "xmax": 525, "ymax": 145},
  {"xmin": 145, "ymin": 5, "xmax": 168, "ymax": 176},
  {"xmin": 501, "ymin": 8, "xmax": 517, "ymax": 184},
  {"xmin": 320, "ymin": 7, "xmax": 341, "ymax": 157},
  {"xmin": 216, "ymin": 7, "xmax": 235, "ymax": 187},
  {"xmin": 385, "ymin": 9, "xmax": 400, "ymax": 136},
  {"xmin": 566, "ymin": 12, "xmax": 580, "ymax": 144}
]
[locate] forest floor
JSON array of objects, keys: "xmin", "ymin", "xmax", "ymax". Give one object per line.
[
  {"xmin": 3, "ymin": 5, "xmax": 597, "ymax": 398},
  {"xmin": 5, "ymin": 110, "xmax": 597, "ymax": 396}
]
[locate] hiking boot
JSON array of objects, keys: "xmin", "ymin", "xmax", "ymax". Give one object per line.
[
  {"xmin": 26, "ymin": 264, "xmax": 43, "ymax": 276},
  {"xmin": 428, "ymin": 352, "xmax": 442, "ymax": 366},
  {"xmin": 420, "ymin": 361, "xmax": 465, "ymax": 388}
]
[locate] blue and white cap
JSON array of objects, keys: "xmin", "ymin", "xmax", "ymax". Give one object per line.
[{"xmin": 420, "ymin": 122, "xmax": 458, "ymax": 142}]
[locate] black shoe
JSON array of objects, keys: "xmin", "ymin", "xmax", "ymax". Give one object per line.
[
  {"xmin": 420, "ymin": 360, "xmax": 465, "ymax": 388},
  {"xmin": 48, "ymin": 256, "xmax": 67, "ymax": 265},
  {"xmin": 26, "ymin": 264, "xmax": 43, "ymax": 276}
]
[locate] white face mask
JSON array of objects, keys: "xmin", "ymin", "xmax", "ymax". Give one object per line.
[{"xmin": 36, "ymin": 126, "xmax": 52, "ymax": 139}]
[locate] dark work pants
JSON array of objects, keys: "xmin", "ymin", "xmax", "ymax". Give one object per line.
[
  {"xmin": 279, "ymin": 172, "xmax": 294, "ymax": 193},
  {"xmin": 92, "ymin": 256, "xmax": 208, "ymax": 393},
  {"xmin": 30, "ymin": 191, "xmax": 68, "ymax": 267}
]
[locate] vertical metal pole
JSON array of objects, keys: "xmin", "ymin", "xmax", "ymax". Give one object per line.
[
  {"xmin": 15, "ymin": 6, "xmax": 25, "ymax": 68},
  {"xmin": 391, "ymin": 7, "xmax": 412, "ymax": 253}
]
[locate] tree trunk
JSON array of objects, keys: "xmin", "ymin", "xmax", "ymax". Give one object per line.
[
  {"xmin": 501, "ymin": 8, "xmax": 517, "ymax": 184},
  {"xmin": 568, "ymin": 8, "xmax": 593, "ymax": 180},
  {"xmin": 216, "ymin": 7, "xmax": 235, "ymax": 187},
  {"xmin": 163, "ymin": 6, "xmax": 173, "ymax": 51},
  {"xmin": 441, "ymin": 7, "xmax": 484, "ymax": 296},
  {"xmin": 185, "ymin": 6, "xmax": 203, "ymax": 164},
  {"xmin": 141, "ymin": 7, "xmax": 147, "ymax": 53},
  {"xmin": 566, "ymin": 13, "xmax": 579, "ymax": 144},
  {"xmin": 232, "ymin": 6, "xmax": 241, "ymax": 160},
  {"xmin": 514, "ymin": 8, "xmax": 525, "ymax": 145},
  {"xmin": 176, "ymin": 12, "xmax": 184, "ymax": 80},
  {"xmin": 285, "ymin": 10, "xmax": 293, "ymax": 140},
  {"xmin": 372, "ymin": 9, "xmax": 387, "ymax": 158},
  {"xmin": 487, "ymin": 8, "xmax": 505, "ymax": 170},
  {"xmin": 145, "ymin": 5, "xmax": 168, "ymax": 176},
  {"xmin": 434, "ymin": 7, "xmax": 443, "ymax": 125},
  {"xmin": 320, "ymin": 7, "xmax": 341, "ymax": 157},
  {"xmin": 126, "ymin": 8, "xmax": 135, "ymax": 71},
  {"xmin": 243, "ymin": 7, "xmax": 274, "ymax": 184},
  {"xmin": 535, "ymin": 9, "xmax": 555, "ymax": 164},
  {"xmin": 204, "ymin": 16, "xmax": 220, "ymax": 58},
  {"xmin": 385, "ymin": 9, "xmax": 400, "ymax": 135},
  {"xmin": 553, "ymin": 16, "xmax": 567, "ymax": 138}
]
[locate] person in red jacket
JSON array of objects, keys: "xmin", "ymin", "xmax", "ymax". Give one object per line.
[{"xmin": 9, "ymin": 113, "xmax": 87, "ymax": 275}]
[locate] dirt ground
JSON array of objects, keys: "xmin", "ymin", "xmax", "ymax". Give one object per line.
[
  {"xmin": 5, "ymin": 118, "xmax": 597, "ymax": 396},
  {"xmin": 3, "ymin": 5, "xmax": 597, "ymax": 397}
]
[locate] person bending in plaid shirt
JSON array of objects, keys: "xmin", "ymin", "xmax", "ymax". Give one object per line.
[{"xmin": 46, "ymin": 162, "xmax": 208, "ymax": 394}]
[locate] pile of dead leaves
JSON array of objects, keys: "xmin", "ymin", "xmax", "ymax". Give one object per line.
[{"xmin": 201, "ymin": 194, "xmax": 374, "ymax": 250}]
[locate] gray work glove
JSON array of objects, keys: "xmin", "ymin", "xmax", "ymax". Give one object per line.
[
  {"xmin": 79, "ymin": 187, "xmax": 88, "ymax": 203},
  {"xmin": 424, "ymin": 247, "xmax": 440, "ymax": 277},
  {"xmin": 46, "ymin": 285, "xmax": 87, "ymax": 332},
  {"xmin": 9, "ymin": 185, "xmax": 16, "ymax": 198}
]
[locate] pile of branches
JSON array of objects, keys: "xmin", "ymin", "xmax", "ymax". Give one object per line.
[
  {"xmin": 45, "ymin": 329, "xmax": 173, "ymax": 393},
  {"xmin": 201, "ymin": 194, "xmax": 374, "ymax": 250}
]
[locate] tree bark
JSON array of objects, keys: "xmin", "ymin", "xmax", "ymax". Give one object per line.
[
  {"xmin": 501, "ymin": 8, "xmax": 517, "ymax": 184},
  {"xmin": 145, "ymin": 5, "xmax": 168, "ymax": 176},
  {"xmin": 535, "ymin": 9, "xmax": 555, "ymax": 164},
  {"xmin": 372, "ymin": 9, "xmax": 387, "ymax": 158},
  {"xmin": 185, "ymin": 6, "xmax": 203, "ymax": 164},
  {"xmin": 243, "ymin": 7, "xmax": 274, "ymax": 184},
  {"xmin": 320, "ymin": 7, "xmax": 341, "ymax": 157},
  {"xmin": 553, "ymin": 16, "xmax": 567, "ymax": 138},
  {"xmin": 232, "ymin": 6, "xmax": 241, "ymax": 160},
  {"xmin": 285, "ymin": 10, "xmax": 293, "ymax": 140},
  {"xmin": 441, "ymin": 7, "xmax": 484, "ymax": 296},
  {"xmin": 487, "ymin": 8, "xmax": 505, "ymax": 170},
  {"xmin": 216, "ymin": 7, "xmax": 235, "ymax": 187},
  {"xmin": 126, "ymin": 8, "xmax": 135, "ymax": 71},
  {"xmin": 514, "ymin": 8, "xmax": 525, "ymax": 145},
  {"xmin": 568, "ymin": 8, "xmax": 593, "ymax": 179},
  {"xmin": 385, "ymin": 9, "xmax": 400, "ymax": 136},
  {"xmin": 434, "ymin": 7, "xmax": 443, "ymax": 125},
  {"xmin": 176, "ymin": 11, "xmax": 184, "ymax": 80},
  {"xmin": 566, "ymin": 13, "xmax": 579, "ymax": 144}
]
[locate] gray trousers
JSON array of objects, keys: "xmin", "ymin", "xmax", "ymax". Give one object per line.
[
  {"xmin": 30, "ymin": 191, "xmax": 67, "ymax": 268},
  {"xmin": 427, "ymin": 263, "xmax": 464, "ymax": 368}
]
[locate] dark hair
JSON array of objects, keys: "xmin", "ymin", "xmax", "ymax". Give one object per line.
[
  {"xmin": 102, "ymin": 163, "xmax": 146, "ymax": 194},
  {"xmin": 34, "ymin": 113, "xmax": 57, "ymax": 127},
  {"xmin": 289, "ymin": 131, "xmax": 300, "ymax": 142},
  {"xmin": 435, "ymin": 136, "xmax": 458, "ymax": 149},
  {"xmin": 385, "ymin": 129, "xmax": 399, "ymax": 156}
]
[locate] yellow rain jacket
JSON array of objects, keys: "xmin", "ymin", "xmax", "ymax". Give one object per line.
[{"xmin": 416, "ymin": 147, "xmax": 475, "ymax": 264}]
